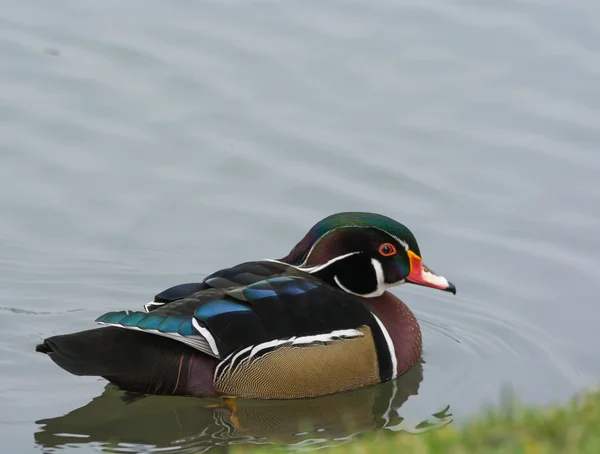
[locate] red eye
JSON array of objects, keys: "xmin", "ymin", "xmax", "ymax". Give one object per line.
[{"xmin": 379, "ymin": 243, "xmax": 397, "ymax": 256}]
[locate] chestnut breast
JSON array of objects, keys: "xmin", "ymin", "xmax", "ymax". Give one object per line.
[{"xmin": 362, "ymin": 291, "xmax": 422, "ymax": 377}]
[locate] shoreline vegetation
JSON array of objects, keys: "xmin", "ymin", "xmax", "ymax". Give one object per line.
[{"xmin": 233, "ymin": 387, "xmax": 600, "ymax": 454}]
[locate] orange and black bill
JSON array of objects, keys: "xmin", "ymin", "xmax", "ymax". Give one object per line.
[{"xmin": 406, "ymin": 251, "xmax": 456, "ymax": 294}]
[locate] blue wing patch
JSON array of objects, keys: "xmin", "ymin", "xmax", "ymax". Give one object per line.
[
  {"xmin": 239, "ymin": 276, "xmax": 319, "ymax": 301},
  {"xmin": 95, "ymin": 310, "xmax": 216, "ymax": 357},
  {"xmin": 96, "ymin": 311, "xmax": 196, "ymax": 336},
  {"xmin": 120, "ymin": 312, "xmax": 147, "ymax": 326},
  {"xmin": 96, "ymin": 311, "xmax": 129, "ymax": 325},
  {"xmin": 157, "ymin": 316, "xmax": 191, "ymax": 334},
  {"xmin": 194, "ymin": 300, "xmax": 252, "ymax": 321},
  {"xmin": 177, "ymin": 318, "xmax": 195, "ymax": 336},
  {"xmin": 137, "ymin": 314, "xmax": 166, "ymax": 330}
]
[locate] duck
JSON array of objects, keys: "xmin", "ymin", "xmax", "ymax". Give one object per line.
[{"xmin": 36, "ymin": 212, "xmax": 456, "ymax": 399}]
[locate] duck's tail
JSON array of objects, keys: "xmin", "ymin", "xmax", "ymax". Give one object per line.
[{"xmin": 36, "ymin": 327, "xmax": 218, "ymax": 396}]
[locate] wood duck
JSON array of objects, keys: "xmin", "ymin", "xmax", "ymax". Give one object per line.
[{"xmin": 36, "ymin": 212, "xmax": 456, "ymax": 399}]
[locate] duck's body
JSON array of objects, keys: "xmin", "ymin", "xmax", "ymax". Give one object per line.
[{"xmin": 37, "ymin": 212, "xmax": 455, "ymax": 399}]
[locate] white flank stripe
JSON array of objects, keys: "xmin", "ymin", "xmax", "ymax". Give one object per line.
[
  {"xmin": 372, "ymin": 314, "xmax": 398, "ymax": 379},
  {"xmin": 291, "ymin": 329, "xmax": 363, "ymax": 345},
  {"xmin": 216, "ymin": 344, "xmax": 253, "ymax": 378},
  {"xmin": 229, "ymin": 344, "xmax": 255, "ymax": 368},
  {"xmin": 246, "ymin": 338, "xmax": 291, "ymax": 362},
  {"xmin": 192, "ymin": 318, "xmax": 220, "ymax": 357},
  {"xmin": 215, "ymin": 329, "xmax": 364, "ymax": 379}
]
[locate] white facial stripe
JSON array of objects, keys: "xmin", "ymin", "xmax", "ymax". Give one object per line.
[
  {"xmin": 298, "ymin": 229, "xmax": 336, "ymax": 267},
  {"xmin": 333, "ymin": 275, "xmax": 356, "ymax": 294},
  {"xmin": 387, "ymin": 233, "xmax": 409, "ymax": 251},
  {"xmin": 334, "ymin": 275, "xmax": 384, "ymax": 298},
  {"xmin": 265, "ymin": 256, "xmax": 408, "ymax": 298},
  {"xmin": 270, "ymin": 256, "xmax": 391, "ymax": 298},
  {"xmin": 262, "ymin": 252, "xmax": 362, "ymax": 275},
  {"xmin": 299, "ymin": 251, "xmax": 361, "ymax": 273},
  {"xmin": 332, "ymin": 259, "xmax": 388, "ymax": 298},
  {"xmin": 298, "ymin": 225, "xmax": 410, "ymax": 267}
]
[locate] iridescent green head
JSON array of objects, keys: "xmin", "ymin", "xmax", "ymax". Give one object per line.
[{"xmin": 281, "ymin": 212, "xmax": 456, "ymax": 298}]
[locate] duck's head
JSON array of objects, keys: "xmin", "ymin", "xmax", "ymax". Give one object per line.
[{"xmin": 280, "ymin": 212, "xmax": 456, "ymax": 298}]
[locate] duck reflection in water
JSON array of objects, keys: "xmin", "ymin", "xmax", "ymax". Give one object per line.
[{"xmin": 35, "ymin": 363, "xmax": 451, "ymax": 452}]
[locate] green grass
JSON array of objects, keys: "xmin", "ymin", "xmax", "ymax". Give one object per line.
[{"xmin": 233, "ymin": 387, "xmax": 600, "ymax": 454}]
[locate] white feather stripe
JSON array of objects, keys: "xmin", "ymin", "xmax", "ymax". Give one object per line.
[
  {"xmin": 215, "ymin": 344, "xmax": 254, "ymax": 378},
  {"xmin": 297, "ymin": 252, "xmax": 361, "ymax": 273},
  {"xmin": 331, "ymin": 259, "xmax": 391, "ymax": 298},
  {"xmin": 372, "ymin": 314, "xmax": 398, "ymax": 379},
  {"xmin": 290, "ymin": 329, "xmax": 363, "ymax": 345},
  {"xmin": 214, "ymin": 328, "xmax": 364, "ymax": 380},
  {"xmin": 245, "ymin": 338, "xmax": 291, "ymax": 363},
  {"xmin": 143, "ymin": 302, "xmax": 165, "ymax": 313},
  {"xmin": 243, "ymin": 329, "xmax": 363, "ymax": 363},
  {"xmin": 265, "ymin": 257, "xmax": 393, "ymax": 298},
  {"xmin": 262, "ymin": 252, "xmax": 361, "ymax": 274},
  {"xmin": 192, "ymin": 318, "xmax": 220, "ymax": 357},
  {"xmin": 293, "ymin": 225, "xmax": 409, "ymax": 268},
  {"xmin": 95, "ymin": 321, "xmax": 216, "ymax": 357}
]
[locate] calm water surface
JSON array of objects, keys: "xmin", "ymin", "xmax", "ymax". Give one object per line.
[{"xmin": 1, "ymin": 1, "xmax": 600, "ymax": 453}]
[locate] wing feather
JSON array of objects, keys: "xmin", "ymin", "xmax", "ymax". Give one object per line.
[{"xmin": 98, "ymin": 260, "xmax": 376, "ymax": 361}]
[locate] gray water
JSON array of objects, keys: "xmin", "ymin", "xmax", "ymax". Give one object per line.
[{"xmin": 2, "ymin": 1, "xmax": 600, "ymax": 452}]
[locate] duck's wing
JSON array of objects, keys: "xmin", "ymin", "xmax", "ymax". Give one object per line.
[
  {"xmin": 144, "ymin": 260, "xmax": 302, "ymax": 312},
  {"xmin": 96, "ymin": 262, "xmax": 385, "ymax": 361}
]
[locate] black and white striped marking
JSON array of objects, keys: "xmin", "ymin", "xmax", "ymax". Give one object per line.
[{"xmin": 214, "ymin": 328, "xmax": 364, "ymax": 379}]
